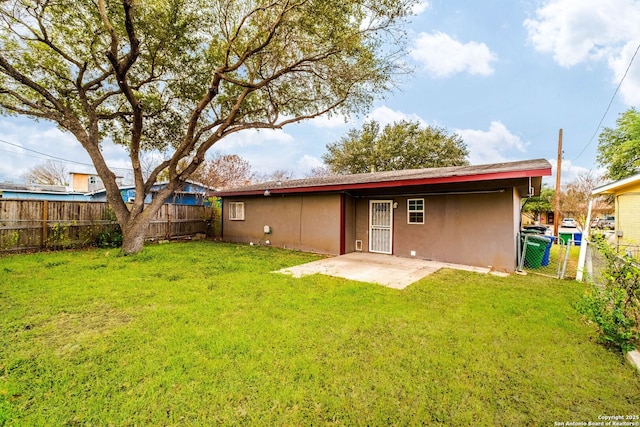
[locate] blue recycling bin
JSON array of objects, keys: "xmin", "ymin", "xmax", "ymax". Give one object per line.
[
  {"xmin": 541, "ymin": 236, "xmax": 554, "ymax": 266},
  {"xmin": 573, "ymin": 232, "xmax": 582, "ymax": 246}
]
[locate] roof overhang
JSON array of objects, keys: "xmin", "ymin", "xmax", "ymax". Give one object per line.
[
  {"xmin": 592, "ymin": 173, "xmax": 640, "ymax": 195},
  {"xmin": 216, "ymin": 160, "xmax": 552, "ymax": 198}
]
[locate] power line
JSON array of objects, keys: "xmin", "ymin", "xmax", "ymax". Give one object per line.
[
  {"xmin": 573, "ymin": 41, "xmax": 640, "ymax": 162},
  {"xmin": 0, "ymin": 137, "xmax": 132, "ymax": 172},
  {"xmin": 0, "ymin": 146, "xmax": 52, "ymax": 162}
]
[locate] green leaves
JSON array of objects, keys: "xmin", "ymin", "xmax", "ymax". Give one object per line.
[
  {"xmin": 1, "ymin": 0, "xmax": 416, "ymax": 253},
  {"xmin": 597, "ymin": 108, "xmax": 640, "ymax": 181},
  {"xmin": 578, "ymin": 237, "xmax": 640, "ymax": 352},
  {"xmin": 522, "ymin": 186, "xmax": 554, "ymax": 216},
  {"xmin": 323, "ymin": 119, "xmax": 470, "ymax": 174}
]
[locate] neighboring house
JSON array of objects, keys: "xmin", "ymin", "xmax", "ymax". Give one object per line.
[
  {"xmin": 0, "ymin": 183, "xmax": 89, "ymax": 201},
  {"xmin": 69, "ymin": 172, "xmax": 119, "ymax": 193},
  {"xmin": 216, "ymin": 159, "xmax": 552, "ymax": 272},
  {"xmin": 521, "ymin": 211, "xmax": 554, "ymax": 227},
  {"xmin": 90, "ymin": 180, "xmax": 215, "ymax": 206},
  {"xmin": 592, "ymin": 173, "xmax": 640, "ymax": 244},
  {"xmin": 2, "ymin": 172, "xmax": 214, "ymax": 206}
]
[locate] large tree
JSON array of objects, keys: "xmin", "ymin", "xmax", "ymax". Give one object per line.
[
  {"xmin": 597, "ymin": 108, "xmax": 640, "ymax": 181},
  {"xmin": 322, "ymin": 120, "xmax": 469, "ymax": 174},
  {"xmin": 0, "ymin": 0, "xmax": 414, "ymax": 254}
]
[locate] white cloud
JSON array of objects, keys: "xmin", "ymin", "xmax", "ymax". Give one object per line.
[
  {"xmin": 411, "ymin": 1, "xmax": 430, "ymax": 16},
  {"xmin": 308, "ymin": 112, "xmax": 353, "ymax": 129},
  {"xmin": 547, "ymin": 158, "xmax": 593, "ymax": 186},
  {"xmin": 297, "ymin": 154, "xmax": 323, "ymax": 172},
  {"xmin": 524, "ymin": 0, "xmax": 640, "ymax": 105},
  {"xmin": 608, "ymin": 42, "xmax": 640, "ymax": 105},
  {"xmin": 214, "ymin": 128, "xmax": 295, "ymax": 152},
  {"xmin": 0, "ymin": 120, "xmax": 96, "ymax": 181},
  {"xmin": 409, "ymin": 31, "xmax": 497, "ymax": 78},
  {"xmin": 455, "ymin": 121, "xmax": 528, "ymax": 165},
  {"xmin": 365, "ymin": 106, "xmax": 426, "ymax": 127}
]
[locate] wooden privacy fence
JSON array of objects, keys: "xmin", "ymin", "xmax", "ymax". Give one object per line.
[{"xmin": 0, "ymin": 199, "xmax": 215, "ymax": 252}]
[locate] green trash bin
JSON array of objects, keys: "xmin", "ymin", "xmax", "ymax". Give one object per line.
[
  {"xmin": 523, "ymin": 234, "xmax": 549, "ymax": 268},
  {"xmin": 558, "ymin": 232, "xmax": 572, "ymax": 245}
]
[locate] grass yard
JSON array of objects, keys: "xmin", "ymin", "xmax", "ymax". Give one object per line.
[{"xmin": 1, "ymin": 241, "xmax": 638, "ymax": 426}]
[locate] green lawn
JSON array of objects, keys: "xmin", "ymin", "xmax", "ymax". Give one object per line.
[{"xmin": 1, "ymin": 242, "xmax": 638, "ymax": 426}]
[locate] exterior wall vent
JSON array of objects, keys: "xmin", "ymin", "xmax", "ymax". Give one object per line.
[{"xmin": 355, "ymin": 240, "xmax": 363, "ymax": 252}]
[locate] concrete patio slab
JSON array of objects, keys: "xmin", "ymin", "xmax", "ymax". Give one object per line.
[{"xmin": 275, "ymin": 252, "xmax": 492, "ymax": 289}]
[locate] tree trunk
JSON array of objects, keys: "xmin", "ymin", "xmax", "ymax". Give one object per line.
[
  {"xmin": 119, "ymin": 205, "xmax": 161, "ymax": 255},
  {"xmin": 121, "ymin": 223, "xmax": 148, "ymax": 255},
  {"xmin": 117, "ymin": 186, "xmax": 176, "ymax": 254}
]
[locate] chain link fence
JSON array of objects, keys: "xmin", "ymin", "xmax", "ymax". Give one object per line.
[
  {"xmin": 580, "ymin": 239, "xmax": 640, "ymax": 288},
  {"xmin": 517, "ymin": 231, "xmax": 581, "ymax": 279}
]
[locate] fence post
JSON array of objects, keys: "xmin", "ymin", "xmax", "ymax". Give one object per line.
[
  {"xmin": 1, "ymin": 200, "xmax": 207, "ymax": 252},
  {"xmin": 166, "ymin": 204, "xmax": 171, "ymax": 240},
  {"xmin": 41, "ymin": 200, "xmax": 48, "ymax": 249}
]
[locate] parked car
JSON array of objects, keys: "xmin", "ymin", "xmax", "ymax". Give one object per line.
[
  {"xmin": 590, "ymin": 218, "xmax": 600, "ymax": 228},
  {"xmin": 561, "ymin": 218, "xmax": 577, "ymax": 228},
  {"xmin": 597, "ymin": 215, "xmax": 615, "ymax": 229}
]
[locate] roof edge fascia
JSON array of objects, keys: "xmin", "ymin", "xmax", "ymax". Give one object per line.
[{"xmin": 217, "ymin": 166, "xmax": 552, "ymax": 197}]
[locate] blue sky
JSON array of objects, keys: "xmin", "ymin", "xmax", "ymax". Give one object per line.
[{"xmin": 1, "ymin": 0, "xmax": 639, "ymax": 186}]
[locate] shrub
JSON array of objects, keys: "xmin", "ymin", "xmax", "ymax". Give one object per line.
[
  {"xmin": 96, "ymin": 225, "xmax": 123, "ymax": 248},
  {"xmin": 578, "ymin": 237, "xmax": 640, "ymax": 352}
]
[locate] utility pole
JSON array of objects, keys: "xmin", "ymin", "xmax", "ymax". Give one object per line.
[{"xmin": 553, "ymin": 128, "xmax": 563, "ymax": 238}]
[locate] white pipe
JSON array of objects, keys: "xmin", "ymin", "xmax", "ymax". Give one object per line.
[{"xmin": 576, "ymin": 198, "xmax": 593, "ymax": 282}]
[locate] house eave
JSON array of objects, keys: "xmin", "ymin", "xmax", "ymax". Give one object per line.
[
  {"xmin": 216, "ymin": 166, "xmax": 552, "ymax": 197},
  {"xmin": 592, "ymin": 173, "xmax": 640, "ymax": 195}
]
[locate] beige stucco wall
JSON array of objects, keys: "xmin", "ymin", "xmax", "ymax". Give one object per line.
[
  {"xmin": 223, "ymin": 194, "xmax": 342, "ymax": 254},
  {"xmin": 353, "ymin": 190, "xmax": 517, "ymax": 271},
  {"xmin": 224, "ymin": 189, "xmax": 519, "ymax": 271}
]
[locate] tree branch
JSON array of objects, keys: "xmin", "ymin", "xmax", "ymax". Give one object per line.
[
  {"xmin": 99, "ymin": 0, "xmax": 146, "ymax": 208},
  {"xmin": 0, "ymin": 55, "xmax": 67, "ymax": 114}
]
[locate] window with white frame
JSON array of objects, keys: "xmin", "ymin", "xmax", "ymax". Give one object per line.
[
  {"xmin": 407, "ymin": 199, "xmax": 424, "ymax": 224},
  {"xmin": 229, "ymin": 202, "xmax": 245, "ymax": 220}
]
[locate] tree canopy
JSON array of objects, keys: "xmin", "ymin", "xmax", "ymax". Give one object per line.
[
  {"xmin": 322, "ymin": 120, "xmax": 469, "ymax": 174},
  {"xmin": 597, "ymin": 108, "xmax": 640, "ymax": 181},
  {"xmin": 522, "ymin": 185, "xmax": 553, "ymax": 223},
  {"xmin": 0, "ymin": 0, "xmax": 415, "ymax": 253}
]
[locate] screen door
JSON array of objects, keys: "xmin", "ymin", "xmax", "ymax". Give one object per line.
[{"xmin": 369, "ymin": 200, "xmax": 393, "ymax": 254}]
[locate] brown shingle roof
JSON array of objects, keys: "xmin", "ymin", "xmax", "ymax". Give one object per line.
[{"xmin": 216, "ymin": 158, "xmax": 552, "ymax": 196}]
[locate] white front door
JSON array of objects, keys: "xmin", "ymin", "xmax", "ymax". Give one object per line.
[{"xmin": 369, "ymin": 200, "xmax": 393, "ymax": 254}]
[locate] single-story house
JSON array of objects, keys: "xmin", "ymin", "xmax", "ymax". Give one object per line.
[
  {"xmin": 89, "ymin": 180, "xmax": 216, "ymax": 206},
  {"xmin": 591, "ymin": 172, "xmax": 640, "ymax": 245},
  {"xmin": 216, "ymin": 158, "xmax": 552, "ymax": 272}
]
